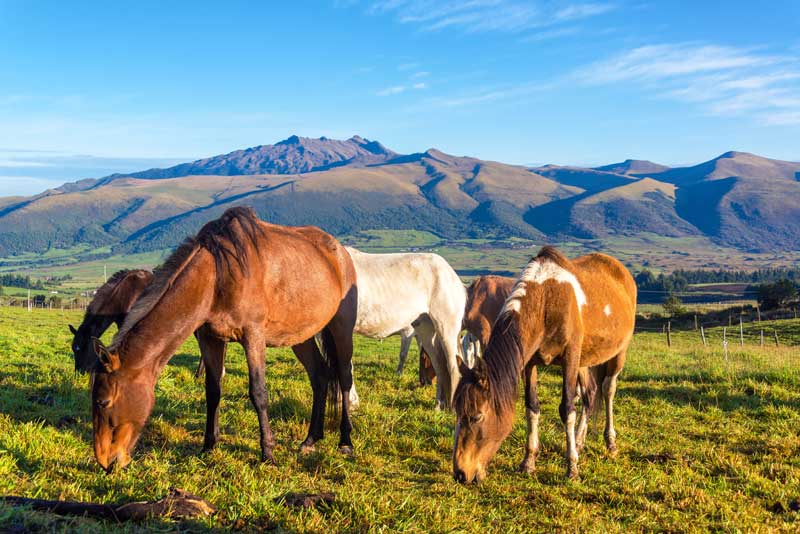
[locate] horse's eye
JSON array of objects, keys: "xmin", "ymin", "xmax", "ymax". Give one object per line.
[
  {"xmin": 470, "ymin": 413, "xmax": 484, "ymax": 424},
  {"xmin": 96, "ymin": 399, "xmax": 111, "ymax": 409}
]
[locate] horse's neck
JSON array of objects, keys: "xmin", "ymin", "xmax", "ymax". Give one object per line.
[{"xmin": 119, "ymin": 253, "xmax": 215, "ymax": 375}]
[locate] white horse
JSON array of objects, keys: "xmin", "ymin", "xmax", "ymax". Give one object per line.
[{"xmin": 347, "ymin": 247, "xmax": 467, "ymax": 410}]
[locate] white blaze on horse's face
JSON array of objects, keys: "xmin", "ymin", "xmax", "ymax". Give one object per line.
[{"xmin": 501, "ymin": 259, "xmax": 587, "ymax": 316}]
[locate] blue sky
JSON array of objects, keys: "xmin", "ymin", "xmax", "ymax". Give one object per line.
[{"xmin": 1, "ymin": 0, "xmax": 799, "ymax": 195}]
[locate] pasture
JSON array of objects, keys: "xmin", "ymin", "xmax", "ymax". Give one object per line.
[{"xmin": 0, "ymin": 306, "xmax": 798, "ymax": 532}]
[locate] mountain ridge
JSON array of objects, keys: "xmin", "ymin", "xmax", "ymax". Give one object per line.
[{"xmin": 0, "ymin": 136, "xmax": 797, "ymax": 256}]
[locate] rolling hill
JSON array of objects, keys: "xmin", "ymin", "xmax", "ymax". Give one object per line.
[{"xmin": 0, "ymin": 137, "xmax": 797, "ymax": 256}]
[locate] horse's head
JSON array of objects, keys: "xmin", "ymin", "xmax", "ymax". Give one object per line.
[
  {"xmin": 90, "ymin": 338, "xmax": 155, "ymax": 473},
  {"xmin": 452, "ymin": 357, "xmax": 513, "ymax": 484},
  {"xmin": 69, "ymin": 316, "xmax": 116, "ymax": 373}
]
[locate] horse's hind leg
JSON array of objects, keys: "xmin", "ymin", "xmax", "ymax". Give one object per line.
[
  {"xmin": 293, "ymin": 338, "xmax": 328, "ymax": 452},
  {"xmin": 518, "ymin": 360, "xmax": 540, "ymax": 474},
  {"xmin": 396, "ymin": 327, "xmax": 414, "ymax": 375},
  {"xmin": 197, "ymin": 327, "xmax": 227, "ymax": 452},
  {"xmin": 325, "ymin": 321, "xmax": 356, "ymax": 455},
  {"xmin": 603, "ymin": 350, "xmax": 627, "ymax": 457},
  {"xmin": 242, "ymin": 331, "xmax": 276, "ymax": 464},
  {"xmin": 415, "ymin": 321, "xmax": 447, "ymax": 409},
  {"xmin": 575, "ymin": 367, "xmax": 596, "ymax": 453}
]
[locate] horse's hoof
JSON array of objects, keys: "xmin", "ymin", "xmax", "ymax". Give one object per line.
[
  {"xmin": 606, "ymin": 444, "xmax": 618, "ymax": 458},
  {"xmin": 338, "ymin": 444, "xmax": 354, "ymax": 457},
  {"xmin": 261, "ymin": 451, "xmax": 277, "ymax": 465},
  {"xmin": 517, "ymin": 460, "xmax": 536, "ymax": 475},
  {"xmin": 566, "ymin": 462, "xmax": 580, "ymax": 480}
]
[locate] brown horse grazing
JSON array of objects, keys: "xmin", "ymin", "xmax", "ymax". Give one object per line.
[
  {"xmin": 69, "ymin": 269, "xmax": 153, "ymax": 372},
  {"xmin": 463, "ymin": 275, "xmax": 516, "ymax": 352},
  {"xmin": 453, "ymin": 247, "xmax": 636, "ymax": 483},
  {"xmin": 90, "ymin": 207, "xmax": 358, "ymax": 472}
]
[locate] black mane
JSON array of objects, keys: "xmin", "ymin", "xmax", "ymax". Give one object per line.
[{"xmin": 482, "ymin": 312, "xmax": 524, "ymax": 412}]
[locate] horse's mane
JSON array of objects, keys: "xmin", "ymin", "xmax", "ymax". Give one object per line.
[
  {"xmin": 535, "ymin": 245, "xmax": 572, "ymax": 270},
  {"xmin": 455, "ymin": 313, "xmax": 523, "ymax": 416},
  {"xmin": 110, "ymin": 206, "xmax": 265, "ymax": 350},
  {"xmin": 87, "ymin": 269, "xmax": 136, "ymax": 314}
]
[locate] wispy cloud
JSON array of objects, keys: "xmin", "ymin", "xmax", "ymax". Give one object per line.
[
  {"xmin": 575, "ymin": 42, "xmax": 800, "ymax": 125},
  {"xmin": 365, "ymin": 1, "xmax": 617, "ymax": 34},
  {"xmin": 377, "ymin": 85, "xmax": 407, "ymax": 96},
  {"xmin": 398, "ymin": 62, "xmax": 419, "ymax": 71},
  {"xmin": 412, "ymin": 82, "xmax": 427, "ymax": 89},
  {"xmin": 411, "ymin": 71, "xmax": 430, "ymax": 79},
  {"xmin": 519, "ymin": 26, "xmax": 581, "ymax": 43}
]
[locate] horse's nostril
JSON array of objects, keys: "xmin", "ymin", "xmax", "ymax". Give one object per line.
[{"xmin": 454, "ymin": 469, "xmax": 467, "ymax": 484}]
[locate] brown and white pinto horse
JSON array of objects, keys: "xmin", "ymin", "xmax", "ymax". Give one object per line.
[
  {"xmin": 69, "ymin": 269, "xmax": 153, "ymax": 372},
  {"xmin": 453, "ymin": 247, "xmax": 636, "ymax": 482},
  {"xmin": 90, "ymin": 207, "xmax": 358, "ymax": 472}
]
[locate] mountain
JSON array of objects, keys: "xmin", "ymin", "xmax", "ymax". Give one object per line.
[
  {"xmin": 648, "ymin": 151, "xmax": 800, "ymax": 250},
  {"xmin": 0, "ymin": 138, "xmax": 797, "ymax": 256},
  {"xmin": 594, "ymin": 159, "xmax": 670, "ymax": 176},
  {"xmin": 104, "ymin": 135, "xmax": 397, "ymax": 182}
]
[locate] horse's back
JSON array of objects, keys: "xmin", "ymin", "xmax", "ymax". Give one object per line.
[
  {"xmin": 346, "ymin": 248, "xmax": 464, "ymax": 337},
  {"xmin": 572, "ymin": 253, "xmax": 636, "ymax": 363}
]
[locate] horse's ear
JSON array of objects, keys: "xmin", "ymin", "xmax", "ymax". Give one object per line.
[
  {"xmin": 474, "ymin": 357, "xmax": 489, "ymax": 391},
  {"xmin": 92, "ymin": 337, "xmax": 120, "ymax": 373},
  {"xmin": 68, "ymin": 324, "xmax": 78, "ymax": 335}
]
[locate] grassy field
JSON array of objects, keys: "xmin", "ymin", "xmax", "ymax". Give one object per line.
[{"xmin": 0, "ymin": 307, "xmax": 798, "ymax": 532}]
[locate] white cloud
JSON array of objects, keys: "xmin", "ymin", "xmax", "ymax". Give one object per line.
[
  {"xmin": 411, "ymin": 71, "xmax": 430, "ymax": 78},
  {"xmin": 365, "ymin": 1, "xmax": 616, "ymax": 34},
  {"xmin": 0, "ymin": 159, "xmax": 53, "ymax": 168},
  {"xmin": 412, "ymin": 82, "xmax": 427, "ymax": 89},
  {"xmin": 398, "ymin": 62, "xmax": 419, "ymax": 71},
  {"xmin": 377, "ymin": 85, "xmax": 407, "ymax": 96},
  {"xmin": 575, "ymin": 42, "xmax": 800, "ymax": 126}
]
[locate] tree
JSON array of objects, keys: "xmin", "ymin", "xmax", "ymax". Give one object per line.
[
  {"xmin": 757, "ymin": 279, "xmax": 798, "ymax": 310},
  {"xmin": 662, "ymin": 294, "xmax": 686, "ymax": 317}
]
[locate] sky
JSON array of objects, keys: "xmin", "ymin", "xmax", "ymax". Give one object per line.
[{"xmin": 1, "ymin": 0, "xmax": 799, "ymax": 196}]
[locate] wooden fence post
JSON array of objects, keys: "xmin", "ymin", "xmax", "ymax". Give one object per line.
[
  {"xmin": 739, "ymin": 317, "xmax": 744, "ymax": 347},
  {"xmin": 723, "ymin": 327, "xmax": 728, "ymax": 361},
  {"xmin": 760, "ymin": 330, "xmax": 764, "ymax": 348},
  {"xmin": 773, "ymin": 330, "xmax": 779, "ymax": 347},
  {"xmin": 666, "ymin": 321, "xmax": 672, "ymax": 347},
  {"xmin": 700, "ymin": 325, "xmax": 707, "ymax": 347}
]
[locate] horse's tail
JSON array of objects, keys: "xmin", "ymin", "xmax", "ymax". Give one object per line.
[
  {"xmin": 580, "ymin": 364, "xmax": 604, "ymax": 419},
  {"xmin": 318, "ymin": 328, "xmax": 341, "ymax": 423}
]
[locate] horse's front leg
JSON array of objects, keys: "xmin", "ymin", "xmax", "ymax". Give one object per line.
[
  {"xmin": 559, "ymin": 346, "xmax": 581, "ymax": 479},
  {"xmin": 197, "ymin": 328, "xmax": 227, "ymax": 452},
  {"xmin": 518, "ymin": 360, "xmax": 540, "ymax": 474},
  {"xmin": 242, "ymin": 331, "xmax": 276, "ymax": 464},
  {"xmin": 396, "ymin": 330, "xmax": 413, "ymax": 375}
]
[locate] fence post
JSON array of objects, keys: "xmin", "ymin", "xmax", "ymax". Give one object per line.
[
  {"xmin": 773, "ymin": 330, "xmax": 779, "ymax": 347},
  {"xmin": 666, "ymin": 321, "xmax": 672, "ymax": 347},
  {"xmin": 723, "ymin": 327, "xmax": 728, "ymax": 361},
  {"xmin": 700, "ymin": 325, "xmax": 707, "ymax": 347},
  {"xmin": 739, "ymin": 317, "xmax": 744, "ymax": 347},
  {"xmin": 760, "ymin": 330, "xmax": 764, "ymax": 348}
]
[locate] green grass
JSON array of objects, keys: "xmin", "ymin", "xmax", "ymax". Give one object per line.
[{"xmin": 0, "ymin": 307, "xmax": 798, "ymax": 532}]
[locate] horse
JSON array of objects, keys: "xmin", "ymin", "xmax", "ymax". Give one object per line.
[
  {"xmin": 453, "ymin": 246, "xmax": 636, "ymax": 483},
  {"xmin": 461, "ymin": 275, "xmax": 516, "ymax": 361},
  {"xmin": 69, "ymin": 269, "xmax": 153, "ymax": 372},
  {"xmin": 346, "ymin": 247, "xmax": 467, "ymax": 410},
  {"xmin": 89, "ymin": 207, "xmax": 358, "ymax": 472}
]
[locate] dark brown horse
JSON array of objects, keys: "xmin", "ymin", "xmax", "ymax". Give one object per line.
[
  {"xmin": 70, "ymin": 269, "xmax": 153, "ymax": 372},
  {"xmin": 90, "ymin": 207, "xmax": 358, "ymax": 472},
  {"xmin": 453, "ymin": 247, "xmax": 636, "ymax": 482}
]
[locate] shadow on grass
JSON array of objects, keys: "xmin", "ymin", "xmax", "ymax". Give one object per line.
[{"xmin": 621, "ymin": 382, "xmax": 800, "ymax": 412}]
